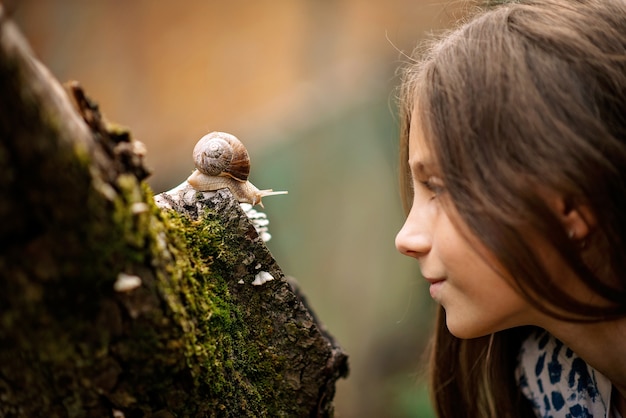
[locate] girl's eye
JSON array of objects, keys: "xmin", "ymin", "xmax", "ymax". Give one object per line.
[{"xmin": 420, "ymin": 177, "xmax": 445, "ymax": 196}]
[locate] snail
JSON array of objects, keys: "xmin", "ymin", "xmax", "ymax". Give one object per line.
[{"xmin": 187, "ymin": 132, "xmax": 287, "ymax": 207}]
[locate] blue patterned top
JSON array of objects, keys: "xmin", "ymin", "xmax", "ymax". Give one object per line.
[{"xmin": 515, "ymin": 330, "xmax": 619, "ymax": 418}]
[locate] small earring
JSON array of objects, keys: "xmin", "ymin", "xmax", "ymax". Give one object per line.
[{"xmin": 568, "ymin": 229, "xmax": 589, "ymax": 250}]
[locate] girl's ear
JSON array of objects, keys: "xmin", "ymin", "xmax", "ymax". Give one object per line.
[{"xmin": 555, "ymin": 196, "xmax": 597, "ymax": 242}]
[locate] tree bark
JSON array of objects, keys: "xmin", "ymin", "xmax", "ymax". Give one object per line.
[{"xmin": 0, "ymin": 6, "xmax": 347, "ymax": 418}]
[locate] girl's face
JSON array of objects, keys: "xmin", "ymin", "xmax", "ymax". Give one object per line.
[{"xmin": 395, "ymin": 109, "xmax": 540, "ymax": 339}]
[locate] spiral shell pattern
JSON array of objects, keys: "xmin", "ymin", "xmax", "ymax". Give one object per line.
[{"xmin": 192, "ymin": 132, "xmax": 250, "ymax": 181}]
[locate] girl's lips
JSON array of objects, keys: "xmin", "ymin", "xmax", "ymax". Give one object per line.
[
  {"xmin": 424, "ymin": 277, "xmax": 445, "ymax": 285},
  {"xmin": 425, "ymin": 277, "xmax": 445, "ymax": 299}
]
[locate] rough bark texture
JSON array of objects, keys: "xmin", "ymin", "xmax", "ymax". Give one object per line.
[{"xmin": 0, "ymin": 7, "xmax": 348, "ymax": 418}]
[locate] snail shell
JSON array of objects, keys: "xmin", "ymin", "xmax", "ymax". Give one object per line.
[
  {"xmin": 192, "ymin": 132, "xmax": 250, "ymax": 181},
  {"xmin": 187, "ymin": 132, "xmax": 287, "ymax": 207}
]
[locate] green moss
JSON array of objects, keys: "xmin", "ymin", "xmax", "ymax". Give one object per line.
[{"xmin": 152, "ymin": 206, "xmax": 291, "ymax": 416}]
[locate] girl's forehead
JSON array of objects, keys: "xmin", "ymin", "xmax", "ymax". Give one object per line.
[{"xmin": 408, "ymin": 107, "xmax": 431, "ymax": 164}]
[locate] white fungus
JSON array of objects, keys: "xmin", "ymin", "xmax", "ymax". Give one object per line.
[
  {"xmin": 114, "ymin": 273, "xmax": 142, "ymax": 292},
  {"xmin": 251, "ymin": 271, "xmax": 274, "ymax": 286},
  {"xmin": 240, "ymin": 203, "xmax": 273, "ymax": 242}
]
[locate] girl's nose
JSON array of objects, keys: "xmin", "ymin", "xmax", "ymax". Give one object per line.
[{"xmin": 395, "ymin": 210, "xmax": 432, "ymax": 259}]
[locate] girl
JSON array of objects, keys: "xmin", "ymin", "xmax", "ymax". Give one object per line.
[{"xmin": 394, "ymin": 1, "xmax": 626, "ymax": 417}]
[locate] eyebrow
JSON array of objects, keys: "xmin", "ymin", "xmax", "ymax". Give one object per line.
[{"xmin": 410, "ymin": 160, "xmax": 434, "ymax": 175}]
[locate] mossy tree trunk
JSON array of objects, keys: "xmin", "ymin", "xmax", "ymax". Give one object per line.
[{"xmin": 0, "ymin": 8, "xmax": 347, "ymax": 418}]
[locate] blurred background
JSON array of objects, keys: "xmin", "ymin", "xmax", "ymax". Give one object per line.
[{"xmin": 13, "ymin": 1, "xmax": 470, "ymax": 416}]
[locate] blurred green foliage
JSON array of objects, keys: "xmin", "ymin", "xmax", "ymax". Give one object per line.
[{"xmin": 251, "ymin": 95, "xmax": 436, "ymax": 417}]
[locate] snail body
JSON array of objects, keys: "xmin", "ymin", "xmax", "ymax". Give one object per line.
[{"xmin": 187, "ymin": 132, "xmax": 287, "ymax": 207}]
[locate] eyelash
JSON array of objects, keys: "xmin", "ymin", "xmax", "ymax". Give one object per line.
[{"xmin": 420, "ymin": 178, "xmax": 445, "ymax": 196}]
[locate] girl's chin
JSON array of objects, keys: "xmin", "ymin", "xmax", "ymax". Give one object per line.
[{"xmin": 444, "ymin": 312, "xmax": 499, "ymax": 339}]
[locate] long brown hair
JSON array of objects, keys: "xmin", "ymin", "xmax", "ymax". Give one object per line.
[{"xmin": 398, "ymin": 1, "xmax": 626, "ymax": 417}]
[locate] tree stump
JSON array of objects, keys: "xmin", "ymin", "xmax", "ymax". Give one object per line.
[{"xmin": 0, "ymin": 6, "xmax": 348, "ymax": 417}]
